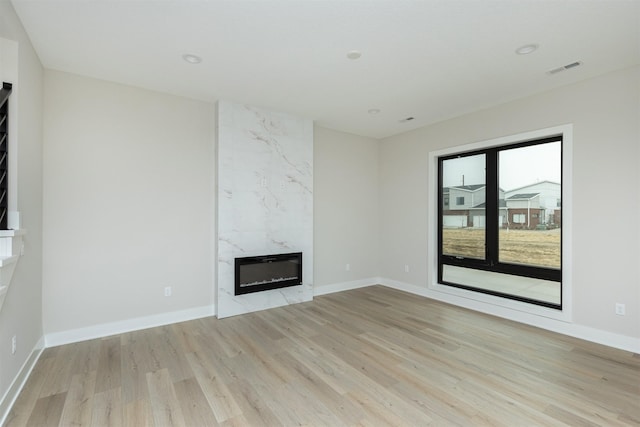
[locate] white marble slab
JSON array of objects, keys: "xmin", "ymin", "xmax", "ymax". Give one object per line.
[{"xmin": 216, "ymin": 102, "xmax": 313, "ymax": 318}]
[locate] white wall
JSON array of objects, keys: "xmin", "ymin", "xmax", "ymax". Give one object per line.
[
  {"xmin": 39, "ymin": 69, "xmax": 382, "ymax": 336},
  {"xmin": 379, "ymin": 66, "xmax": 640, "ymax": 347},
  {"xmin": 0, "ymin": 0, "xmax": 44, "ymax": 418},
  {"xmin": 313, "ymin": 127, "xmax": 380, "ymax": 291},
  {"xmin": 42, "ymin": 70, "xmax": 215, "ymax": 337}
]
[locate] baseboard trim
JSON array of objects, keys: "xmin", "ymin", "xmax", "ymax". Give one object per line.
[
  {"xmin": 313, "ymin": 277, "xmax": 381, "ymax": 296},
  {"xmin": 45, "ymin": 305, "xmax": 216, "ymax": 347},
  {"xmin": 0, "ymin": 336, "xmax": 45, "ymax": 426},
  {"xmin": 380, "ymin": 277, "xmax": 640, "ymax": 354}
]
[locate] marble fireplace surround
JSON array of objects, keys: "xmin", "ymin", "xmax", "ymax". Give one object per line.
[{"xmin": 216, "ymin": 101, "xmax": 313, "ymax": 319}]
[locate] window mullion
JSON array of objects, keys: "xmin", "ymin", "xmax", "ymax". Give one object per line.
[
  {"xmin": 485, "ymin": 150, "xmax": 498, "ymax": 266},
  {"xmin": 437, "ymin": 157, "xmax": 444, "ymax": 283}
]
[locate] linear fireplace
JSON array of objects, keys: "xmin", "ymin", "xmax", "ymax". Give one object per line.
[{"xmin": 234, "ymin": 252, "xmax": 303, "ymax": 295}]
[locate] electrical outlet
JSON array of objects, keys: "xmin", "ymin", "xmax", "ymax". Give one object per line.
[
  {"xmin": 615, "ymin": 303, "xmax": 625, "ymax": 316},
  {"xmin": 405, "ymin": 264, "xmax": 410, "ymax": 273},
  {"xmin": 345, "ymin": 263, "xmax": 350, "ymax": 271},
  {"xmin": 11, "ymin": 335, "xmax": 16, "ymax": 354},
  {"xmin": 164, "ymin": 286, "xmax": 172, "ymax": 297}
]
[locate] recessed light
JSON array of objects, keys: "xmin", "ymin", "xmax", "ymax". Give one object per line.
[
  {"xmin": 368, "ymin": 108, "xmax": 380, "ymax": 115},
  {"xmin": 182, "ymin": 54, "xmax": 202, "ymax": 64},
  {"xmin": 346, "ymin": 50, "xmax": 362, "ymax": 60},
  {"xmin": 399, "ymin": 117, "xmax": 415, "ymax": 123},
  {"xmin": 515, "ymin": 44, "xmax": 539, "ymax": 55}
]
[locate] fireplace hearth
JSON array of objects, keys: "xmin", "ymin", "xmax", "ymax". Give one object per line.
[{"xmin": 235, "ymin": 252, "xmax": 303, "ymax": 295}]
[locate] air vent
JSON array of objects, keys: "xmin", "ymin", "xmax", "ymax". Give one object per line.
[{"xmin": 547, "ymin": 61, "xmax": 583, "ymax": 75}]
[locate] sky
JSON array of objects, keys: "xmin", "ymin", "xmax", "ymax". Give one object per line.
[{"xmin": 442, "ymin": 141, "xmax": 561, "ymax": 191}]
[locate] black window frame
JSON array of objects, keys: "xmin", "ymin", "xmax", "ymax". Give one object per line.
[
  {"xmin": 0, "ymin": 82, "xmax": 12, "ymax": 230},
  {"xmin": 437, "ymin": 135, "xmax": 562, "ymax": 309}
]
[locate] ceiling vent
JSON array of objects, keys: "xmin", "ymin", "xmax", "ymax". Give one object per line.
[{"xmin": 547, "ymin": 61, "xmax": 583, "ymax": 75}]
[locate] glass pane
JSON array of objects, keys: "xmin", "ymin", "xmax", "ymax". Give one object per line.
[
  {"xmin": 498, "ymin": 141, "xmax": 561, "ymax": 269},
  {"xmin": 442, "ymin": 265, "xmax": 561, "ymax": 306},
  {"xmin": 441, "ymin": 154, "xmax": 486, "ymax": 260}
]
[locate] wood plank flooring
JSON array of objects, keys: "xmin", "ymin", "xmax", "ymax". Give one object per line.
[{"xmin": 4, "ymin": 286, "xmax": 639, "ymax": 426}]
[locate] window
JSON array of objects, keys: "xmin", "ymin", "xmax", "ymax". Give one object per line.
[
  {"xmin": 513, "ymin": 214, "xmax": 526, "ymax": 223},
  {"xmin": 0, "ymin": 82, "xmax": 12, "ymax": 230},
  {"xmin": 438, "ymin": 135, "xmax": 562, "ymax": 309},
  {"xmin": 455, "ymin": 196, "xmax": 465, "ymax": 205}
]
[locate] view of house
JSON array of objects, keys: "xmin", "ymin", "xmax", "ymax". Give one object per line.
[{"xmin": 443, "ymin": 180, "xmax": 561, "ymax": 229}]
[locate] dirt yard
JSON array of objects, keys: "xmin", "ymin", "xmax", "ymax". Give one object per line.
[{"xmin": 442, "ymin": 228, "xmax": 561, "ymax": 269}]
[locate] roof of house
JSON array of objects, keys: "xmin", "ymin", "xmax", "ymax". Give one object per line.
[
  {"xmin": 473, "ymin": 200, "xmax": 507, "ymax": 208},
  {"xmin": 450, "ymin": 184, "xmax": 485, "ymax": 192},
  {"xmin": 507, "ymin": 193, "xmax": 540, "ymax": 200}
]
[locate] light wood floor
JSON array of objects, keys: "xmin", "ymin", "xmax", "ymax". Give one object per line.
[{"xmin": 4, "ymin": 286, "xmax": 639, "ymax": 426}]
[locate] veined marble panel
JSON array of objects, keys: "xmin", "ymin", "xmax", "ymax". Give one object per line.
[{"xmin": 216, "ymin": 101, "xmax": 313, "ymax": 318}]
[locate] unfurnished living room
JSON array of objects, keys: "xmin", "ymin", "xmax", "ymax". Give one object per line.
[{"xmin": 0, "ymin": 0, "xmax": 639, "ymax": 425}]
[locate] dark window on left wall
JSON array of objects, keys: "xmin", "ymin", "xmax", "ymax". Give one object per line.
[{"xmin": 0, "ymin": 82, "xmax": 12, "ymax": 230}]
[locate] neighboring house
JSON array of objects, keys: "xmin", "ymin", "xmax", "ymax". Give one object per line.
[
  {"xmin": 446, "ymin": 184, "xmax": 486, "ymax": 210},
  {"xmin": 443, "ymin": 180, "xmax": 560, "ymax": 229},
  {"xmin": 504, "ymin": 193, "xmax": 544, "ymax": 229},
  {"xmin": 442, "ymin": 184, "xmax": 486, "ymax": 227},
  {"xmin": 505, "ymin": 181, "xmax": 561, "ymax": 228}
]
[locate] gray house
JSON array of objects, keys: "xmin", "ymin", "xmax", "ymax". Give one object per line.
[{"xmin": 443, "ymin": 181, "xmax": 560, "ymax": 229}]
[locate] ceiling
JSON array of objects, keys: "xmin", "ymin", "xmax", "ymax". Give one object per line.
[{"xmin": 10, "ymin": 0, "xmax": 640, "ymax": 139}]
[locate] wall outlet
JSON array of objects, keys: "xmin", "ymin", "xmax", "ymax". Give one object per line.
[
  {"xmin": 615, "ymin": 303, "xmax": 625, "ymax": 316},
  {"xmin": 11, "ymin": 335, "xmax": 16, "ymax": 354},
  {"xmin": 164, "ymin": 286, "xmax": 172, "ymax": 297},
  {"xmin": 405, "ymin": 264, "xmax": 410, "ymax": 273},
  {"xmin": 345, "ymin": 263, "xmax": 350, "ymax": 271}
]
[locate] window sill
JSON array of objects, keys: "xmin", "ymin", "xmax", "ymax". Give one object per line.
[
  {"xmin": 0, "ymin": 255, "xmax": 19, "ymax": 267},
  {"xmin": 0, "ymin": 229, "xmax": 26, "ymax": 237},
  {"xmin": 0, "ymin": 228, "xmax": 26, "ymax": 313}
]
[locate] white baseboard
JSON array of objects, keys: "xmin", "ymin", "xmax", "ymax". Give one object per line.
[
  {"xmin": 45, "ymin": 305, "xmax": 216, "ymax": 347},
  {"xmin": 313, "ymin": 277, "xmax": 381, "ymax": 296},
  {"xmin": 380, "ymin": 277, "xmax": 640, "ymax": 354},
  {"xmin": 0, "ymin": 336, "xmax": 45, "ymax": 426}
]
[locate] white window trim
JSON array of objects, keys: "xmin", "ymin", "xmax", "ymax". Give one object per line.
[
  {"xmin": 1, "ymin": 37, "xmax": 20, "ymax": 228},
  {"xmin": 427, "ymin": 124, "xmax": 573, "ymax": 323}
]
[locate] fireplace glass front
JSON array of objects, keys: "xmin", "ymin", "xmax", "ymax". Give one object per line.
[{"xmin": 234, "ymin": 252, "xmax": 302, "ymax": 295}]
